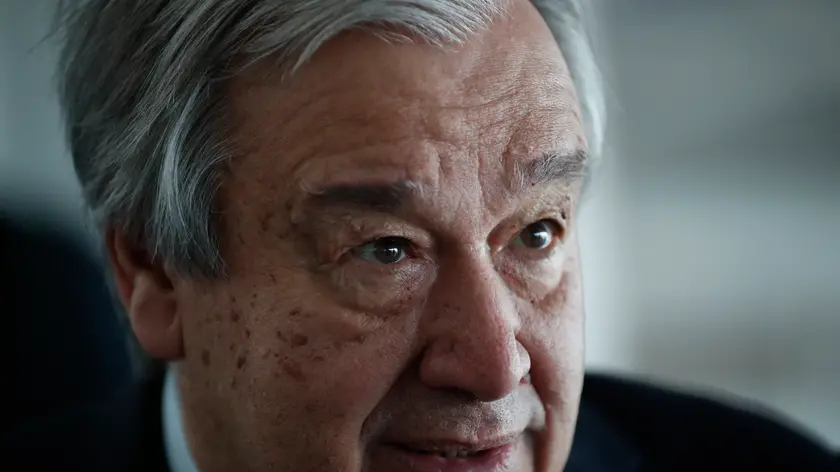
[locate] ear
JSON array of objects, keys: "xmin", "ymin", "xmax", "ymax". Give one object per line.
[{"xmin": 106, "ymin": 229, "xmax": 184, "ymax": 361}]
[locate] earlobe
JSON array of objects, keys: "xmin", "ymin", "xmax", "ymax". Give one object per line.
[
  {"xmin": 128, "ymin": 271, "xmax": 184, "ymax": 360},
  {"xmin": 106, "ymin": 230, "xmax": 185, "ymax": 361}
]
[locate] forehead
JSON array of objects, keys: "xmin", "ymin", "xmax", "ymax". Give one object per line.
[{"xmin": 223, "ymin": 1, "xmax": 584, "ymax": 208}]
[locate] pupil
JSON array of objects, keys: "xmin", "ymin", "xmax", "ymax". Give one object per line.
[
  {"xmin": 524, "ymin": 222, "xmax": 551, "ymax": 248},
  {"xmin": 373, "ymin": 238, "xmax": 404, "ymax": 264}
]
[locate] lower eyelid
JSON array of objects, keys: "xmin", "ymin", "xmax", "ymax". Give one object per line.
[{"xmin": 506, "ymin": 238, "xmax": 562, "ymax": 259}]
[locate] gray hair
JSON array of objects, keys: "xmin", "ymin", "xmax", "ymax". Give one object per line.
[{"xmin": 57, "ymin": 0, "xmax": 605, "ymax": 277}]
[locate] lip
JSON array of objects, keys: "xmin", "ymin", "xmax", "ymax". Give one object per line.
[{"xmin": 370, "ymin": 435, "xmax": 524, "ymax": 472}]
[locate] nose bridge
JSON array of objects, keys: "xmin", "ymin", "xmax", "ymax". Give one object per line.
[
  {"xmin": 418, "ymin": 252, "xmax": 528, "ymax": 401},
  {"xmin": 434, "ymin": 255, "xmax": 519, "ymax": 333}
]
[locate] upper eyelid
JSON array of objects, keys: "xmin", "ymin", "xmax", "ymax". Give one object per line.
[
  {"xmin": 508, "ymin": 211, "xmax": 569, "ymax": 235},
  {"xmin": 331, "ymin": 204, "xmax": 572, "ymax": 247}
]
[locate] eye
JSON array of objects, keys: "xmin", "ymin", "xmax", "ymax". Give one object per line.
[
  {"xmin": 353, "ymin": 237, "xmax": 414, "ymax": 265},
  {"xmin": 511, "ymin": 219, "xmax": 563, "ymax": 251}
]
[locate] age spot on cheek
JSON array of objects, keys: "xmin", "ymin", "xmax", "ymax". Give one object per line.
[
  {"xmin": 289, "ymin": 307, "xmax": 314, "ymax": 319},
  {"xmin": 330, "ymin": 333, "xmax": 366, "ymax": 352},
  {"xmin": 282, "ymin": 361, "xmax": 306, "ymax": 382},
  {"xmin": 201, "ymin": 350, "xmax": 210, "ymax": 367},
  {"xmin": 290, "ymin": 334, "xmax": 309, "ymax": 347},
  {"xmin": 237, "ymin": 353, "xmax": 248, "ymax": 370},
  {"xmin": 259, "ymin": 213, "xmax": 272, "ymax": 233}
]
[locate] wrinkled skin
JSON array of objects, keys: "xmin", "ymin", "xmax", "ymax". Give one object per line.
[{"xmin": 110, "ymin": 1, "xmax": 588, "ymax": 471}]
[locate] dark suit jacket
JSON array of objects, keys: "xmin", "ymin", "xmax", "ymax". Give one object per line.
[{"xmin": 7, "ymin": 372, "xmax": 837, "ymax": 471}]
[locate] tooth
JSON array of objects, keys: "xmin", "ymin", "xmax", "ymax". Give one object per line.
[{"xmin": 444, "ymin": 450, "xmax": 457, "ymax": 459}]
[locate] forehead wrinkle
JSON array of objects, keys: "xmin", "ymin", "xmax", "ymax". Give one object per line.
[{"xmin": 223, "ymin": 4, "xmax": 582, "ymax": 248}]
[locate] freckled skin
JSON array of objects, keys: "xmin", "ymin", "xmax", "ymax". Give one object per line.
[
  {"xmin": 172, "ymin": 1, "xmax": 586, "ymax": 471},
  {"xmin": 290, "ymin": 334, "xmax": 309, "ymax": 347}
]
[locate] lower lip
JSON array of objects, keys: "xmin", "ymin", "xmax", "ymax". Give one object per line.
[{"xmin": 370, "ymin": 440, "xmax": 520, "ymax": 472}]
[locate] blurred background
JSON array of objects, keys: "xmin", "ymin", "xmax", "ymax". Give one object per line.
[{"xmin": 3, "ymin": 0, "xmax": 838, "ymax": 446}]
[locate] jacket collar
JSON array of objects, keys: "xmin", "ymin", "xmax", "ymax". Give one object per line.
[{"xmin": 565, "ymin": 399, "xmax": 643, "ymax": 472}]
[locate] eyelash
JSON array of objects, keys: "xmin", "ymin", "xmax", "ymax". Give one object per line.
[
  {"xmin": 336, "ymin": 229, "xmax": 424, "ymax": 263},
  {"xmin": 351, "ymin": 236, "xmax": 419, "ymax": 265}
]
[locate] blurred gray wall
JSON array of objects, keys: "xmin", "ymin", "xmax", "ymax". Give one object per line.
[
  {"xmin": 2, "ymin": 0, "xmax": 838, "ymax": 446},
  {"xmin": 596, "ymin": 0, "xmax": 840, "ymax": 446},
  {"xmin": 0, "ymin": 1, "xmax": 84, "ymax": 227}
]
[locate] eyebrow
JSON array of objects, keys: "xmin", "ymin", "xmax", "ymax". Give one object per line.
[
  {"xmin": 305, "ymin": 181, "xmax": 418, "ymax": 213},
  {"xmin": 510, "ymin": 149, "xmax": 588, "ymax": 193},
  {"xmin": 301, "ymin": 149, "xmax": 588, "ymax": 214}
]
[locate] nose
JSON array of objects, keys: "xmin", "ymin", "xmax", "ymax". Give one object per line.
[{"xmin": 418, "ymin": 257, "xmax": 530, "ymax": 401}]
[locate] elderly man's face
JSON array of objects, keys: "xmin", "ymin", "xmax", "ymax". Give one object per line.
[{"xmin": 130, "ymin": 1, "xmax": 587, "ymax": 471}]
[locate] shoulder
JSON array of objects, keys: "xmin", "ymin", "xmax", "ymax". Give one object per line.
[
  {"xmin": 5, "ymin": 374, "xmax": 169, "ymax": 472},
  {"xmin": 578, "ymin": 372, "xmax": 838, "ymax": 471}
]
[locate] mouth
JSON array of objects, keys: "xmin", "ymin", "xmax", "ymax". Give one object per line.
[{"xmin": 373, "ymin": 435, "xmax": 522, "ymax": 472}]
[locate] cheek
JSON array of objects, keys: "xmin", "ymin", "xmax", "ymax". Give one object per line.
[
  {"xmin": 325, "ymin": 260, "xmax": 435, "ymax": 318},
  {"xmin": 497, "ymin": 247, "xmax": 569, "ymax": 302},
  {"xmin": 178, "ymin": 285, "xmax": 275, "ymax": 409},
  {"xmin": 519, "ymin": 250, "xmax": 585, "ymax": 411},
  {"xmin": 526, "ymin": 246, "xmax": 585, "ymax": 344},
  {"xmin": 243, "ymin": 320, "xmax": 415, "ymax": 448},
  {"xmin": 201, "ymin": 282, "xmax": 417, "ymax": 436}
]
